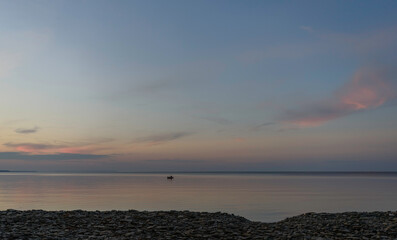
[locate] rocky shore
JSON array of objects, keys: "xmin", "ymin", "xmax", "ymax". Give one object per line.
[{"xmin": 0, "ymin": 210, "xmax": 396, "ymax": 239}]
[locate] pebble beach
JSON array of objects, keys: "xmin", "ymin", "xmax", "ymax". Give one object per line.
[{"xmin": 0, "ymin": 210, "xmax": 396, "ymax": 239}]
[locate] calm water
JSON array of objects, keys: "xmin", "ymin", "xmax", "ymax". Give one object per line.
[{"xmin": 0, "ymin": 172, "xmax": 396, "ymax": 222}]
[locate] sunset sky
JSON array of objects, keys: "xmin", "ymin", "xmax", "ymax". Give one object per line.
[{"xmin": 1, "ymin": 0, "xmax": 397, "ymax": 172}]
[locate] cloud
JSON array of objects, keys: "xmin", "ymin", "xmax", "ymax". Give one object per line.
[
  {"xmin": 240, "ymin": 26, "xmax": 397, "ymax": 63},
  {"xmin": 0, "ymin": 52, "xmax": 20, "ymax": 79},
  {"xmin": 234, "ymin": 137, "xmax": 245, "ymax": 142},
  {"xmin": 2, "ymin": 119, "xmax": 26, "ymax": 125},
  {"xmin": 4, "ymin": 143, "xmax": 65, "ymax": 153},
  {"xmin": 0, "ymin": 30, "xmax": 50, "ymax": 79},
  {"xmin": 15, "ymin": 126, "xmax": 39, "ymax": 134},
  {"xmin": 280, "ymin": 66, "xmax": 397, "ymax": 127},
  {"xmin": 134, "ymin": 132, "xmax": 193, "ymax": 145},
  {"xmin": 185, "ymin": 102, "xmax": 232, "ymax": 125},
  {"xmin": 319, "ymin": 26, "xmax": 397, "ymax": 55},
  {"xmin": 299, "ymin": 25, "xmax": 313, "ymax": 33},
  {"xmin": 104, "ymin": 60, "xmax": 224, "ymax": 102},
  {"xmin": 251, "ymin": 122, "xmax": 275, "ymax": 131},
  {"xmin": 144, "ymin": 159, "xmax": 204, "ymax": 163},
  {"xmin": 200, "ymin": 116, "xmax": 232, "ymax": 125},
  {"xmin": 4, "ymin": 139, "xmax": 112, "ymax": 154},
  {"xmin": 0, "ymin": 152, "xmax": 108, "ymax": 161}
]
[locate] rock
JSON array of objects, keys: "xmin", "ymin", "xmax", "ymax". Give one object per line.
[{"xmin": 0, "ymin": 210, "xmax": 396, "ymax": 239}]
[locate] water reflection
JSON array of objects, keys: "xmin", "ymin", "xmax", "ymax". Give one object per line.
[{"xmin": 0, "ymin": 173, "xmax": 396, "ymax": 222}]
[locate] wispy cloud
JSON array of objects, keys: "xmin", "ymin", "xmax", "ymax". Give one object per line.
[
  {"xmin": 185, "ymin": 102, "xmax": 232, "ymax": 125},
  {"xmin": 4, "ymin": 139, "xmax": 113, "ymax": 154},
  {"xmin": 134, "ymin": 132, "xmax": 193, "ymax": 145},
  {"xmin": 15, "ymin": 126, "xmax": 39, "ymax": 134},
  {"xmin": 104, "ymin": 60, "xmax": 224, "ymax": 102},
  {"xmin": 319, "ymin": 26, "xmax": 397, "ymax": 55},
  {"xmin": 240, "ymin": 26, "xmax": 397, "ymax": 63},
  {"xmin": 280, "ymin": 66, "xmax": 397, "ymax": 127},
  {"xmin": 2, "ymin": 119, "xmax": 26, "ymax": 125},
  {"xmin": 299, "ymin": 25, "xmax": 313, "ymax": 33},
  {"xmin": 4, "ymin": 143, "xmax": 65, "ymax": 152},
  {"xmin": 200, "ymin": 116, "xmax": 232, "ymax": 125},
  {"xmin": 144, "ymin": 159, "xmax": 204, "ymax": 163},
  {"xmin": 251, "ymin": 122, "xmax": 275, "ymax": 131},
  {"xmin": 0, "ymin": 52, "xmax": 20, "ymax": 79},
  {"xmin": 234, "ymin": 137, "xmax": 245, "ymax": 142},
  {"xmin": 0, "ymin": 152, "xmax": 108, "ymax": 161},
  {"xmin": 0, "ymin": 30, "xmax": 50, "ymax": 79}
]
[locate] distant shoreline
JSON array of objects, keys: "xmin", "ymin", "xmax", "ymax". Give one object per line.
[
  {"xmin": 2, "ymin": 170, "xmax": 397, "ymax": 175},
  {"xmin": 0, "ymin": 210, "xmax": 396, "ymax": 239}
]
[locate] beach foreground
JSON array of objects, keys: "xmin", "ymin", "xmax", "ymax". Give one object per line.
[{"xmin": 0, "ymin": 210, "xmax": 396, "ymax": 239}]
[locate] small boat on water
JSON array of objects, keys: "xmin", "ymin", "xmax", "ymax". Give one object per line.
[{"xmin": 167, "ymin": 176, "xmax": 174, "ymax": 180}]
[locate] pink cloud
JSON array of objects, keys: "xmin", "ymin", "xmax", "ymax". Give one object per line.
[
  {"xmin": 4, "ymin": 143, "xmax": 64, "ymax": 153},
  {"xmin": 286, "ymin": 114, "xmax": 341, "ymax": 127},
  {"xmin": 339, "ymin": 68, "xmax": 394, "ymax": 110},
  {"xmin": 58, "ymin": 146, "xmax": 108, "ymax": 154},
  {"xmin": 4, "ymin": 142, "xmax": 106, "ymax": 155},
  {"xmin": 281, "ymin": 66, "xmax": 396, "ymax": 127}
]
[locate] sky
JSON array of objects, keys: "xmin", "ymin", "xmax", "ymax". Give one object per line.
[{"xmin": 0, "ymin": 0, "xmax": 397, "ymax": 172}]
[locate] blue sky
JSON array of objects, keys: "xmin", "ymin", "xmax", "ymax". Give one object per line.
[{"xmin": 0, "ymin": 1, "xmax": 397, "ymax": 171}]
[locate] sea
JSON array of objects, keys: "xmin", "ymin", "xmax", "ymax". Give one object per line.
[{"xmin": 0, "ymin": 172, "xmax": 396, "ymax": 222}]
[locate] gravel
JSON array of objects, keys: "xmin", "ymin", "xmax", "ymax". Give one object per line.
[{"xmin": 0, "ymin": 210, "xmax": 396, "ymax": 239}]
